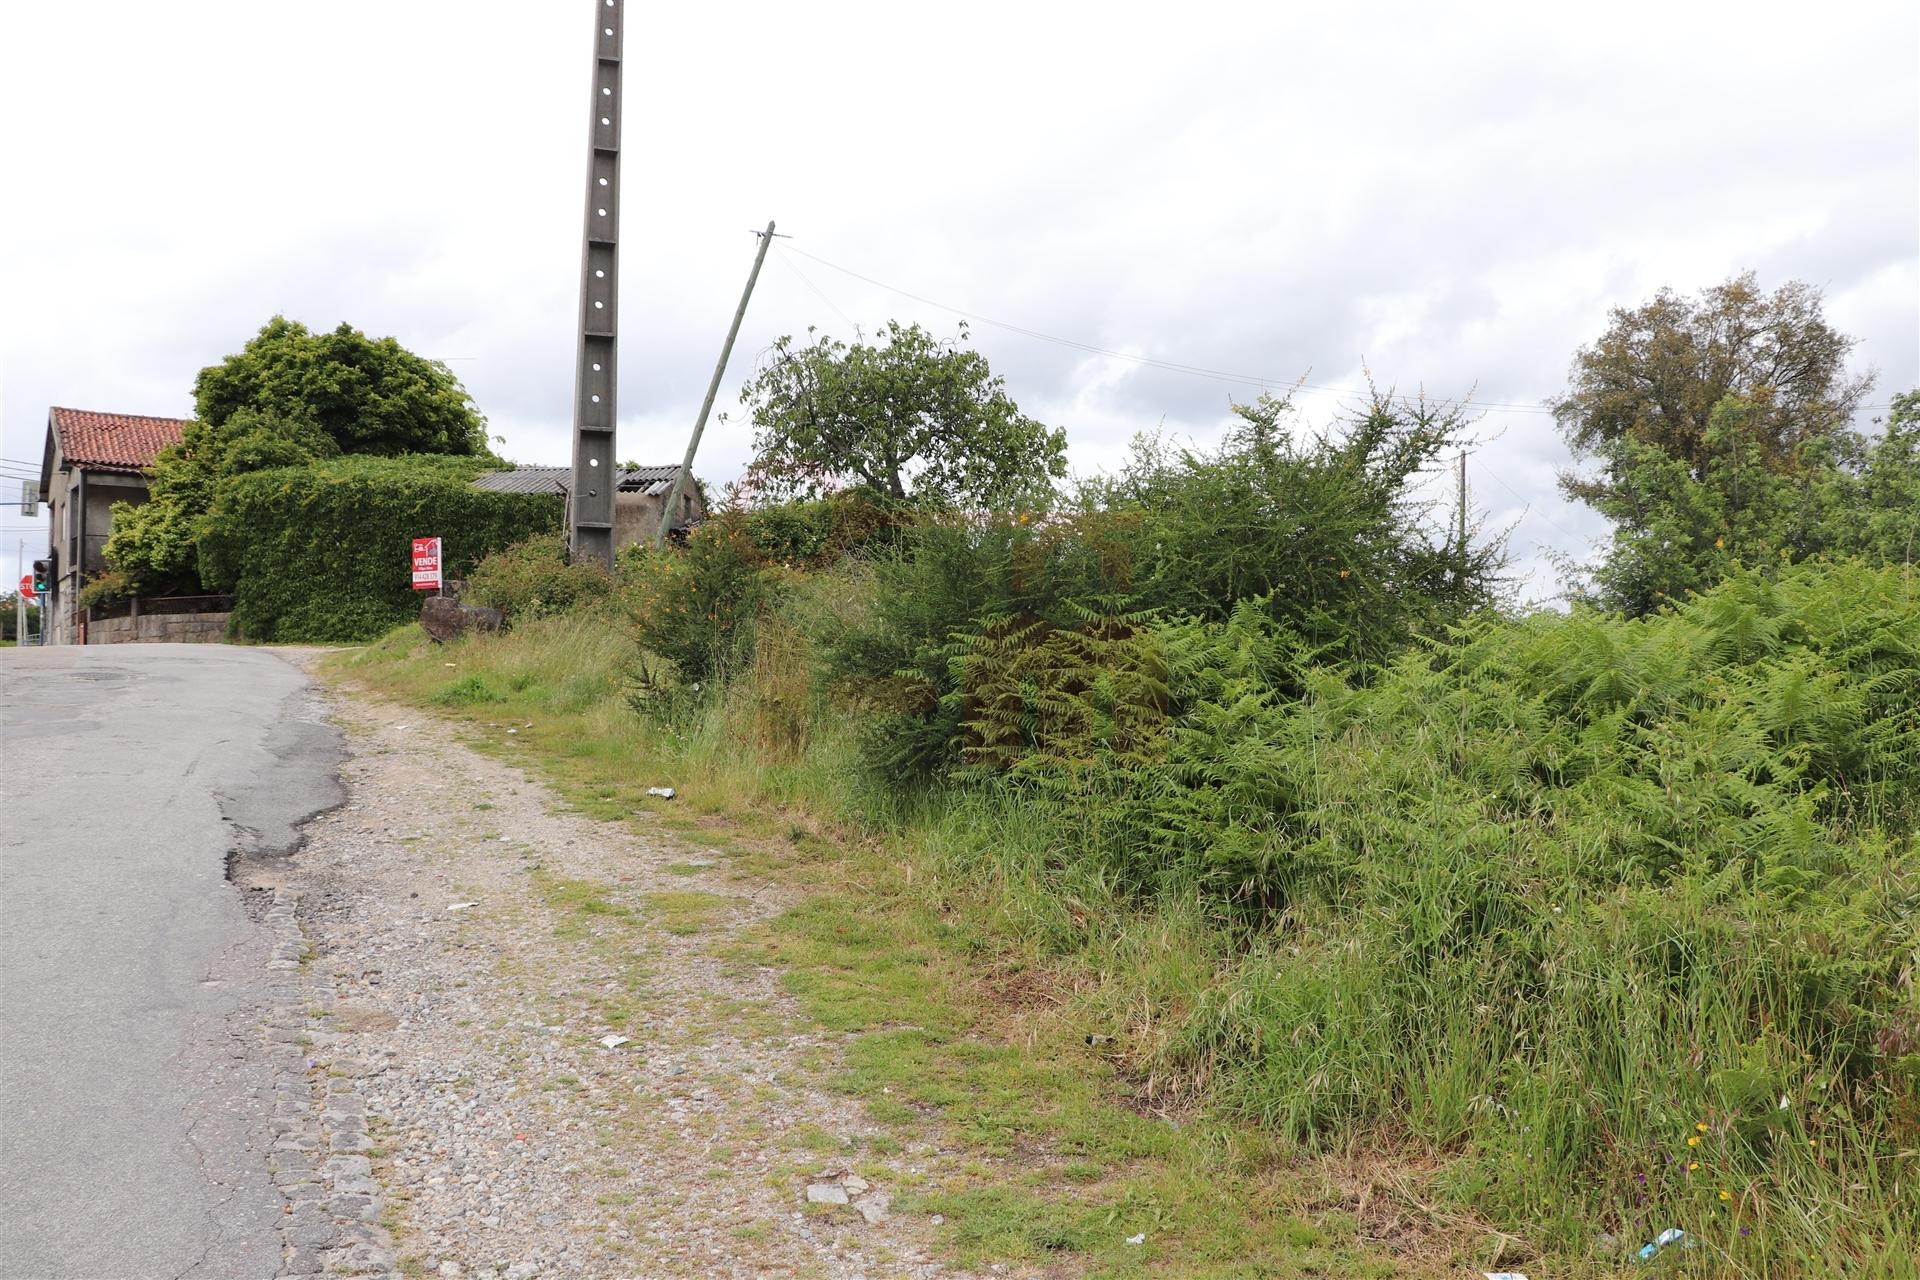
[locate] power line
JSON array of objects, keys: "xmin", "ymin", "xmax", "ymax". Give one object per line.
[
  {"xmin": 1470, "ymin": 456, "xmax": 1595, "ymax": 546},
  {"xmin": 778, "ymin": 242, "xmax": 1902, "ymax": 416},
  {"xmin": 772, "ymin": 250, "xmax": 858, "ymax": 334},
  {"xmin": 782, "ymin": 243, "xmax": 1337, "ymax": 399}
]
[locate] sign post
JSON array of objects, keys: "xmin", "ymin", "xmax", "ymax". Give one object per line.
[{"xmin": 411, "ymin": 537, "xmax": 443, "ymax": 593}]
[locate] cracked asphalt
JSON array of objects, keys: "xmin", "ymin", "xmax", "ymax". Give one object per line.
[{"xmin": 0, "ymin": 646, "xmax": 343, "ymax": 1280}]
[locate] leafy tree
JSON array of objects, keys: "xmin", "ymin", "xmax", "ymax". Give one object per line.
[
  {"xmin": 1836, "ymin": 389, "xmax": 1920, "ymax": 567},
  {"xmin": 105, "ymin": 318, "xmax": 491, "ymax": 594},
  {"xmin": 1553, "ymin": 275, "xmax": 1890, "ymax": 612},
  {"xmin": 738, "ymin": 321, "xmax": 1066, "ymax": 507},
  {"xmin": 1, "ymin": 591, "xmax": 40, "ymax": 642},
  {"xmin": 194, "ymin": 316, "xmax": 488, "ymax": 457},
  {"xmin": 1554, "ymin": 273, "xmax": 1871, "ymax": 495}
]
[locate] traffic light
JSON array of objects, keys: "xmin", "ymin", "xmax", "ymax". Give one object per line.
[{"xmin": 31, "ymin": 559, "xmax": 50, "ymax": 595}]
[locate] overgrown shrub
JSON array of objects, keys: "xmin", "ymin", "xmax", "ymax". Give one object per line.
[
  {"xmin": 77, "ymin": 569, "xmax": 137, "ymax": 610},
  {"xmin": 820, "ymin": 510, "xmax": 1147, "ymax": 780},
  {"xmin": 197, "ymin": 455, "xmax": 559, "ymax": 641},
  {"xmin": 739, "ymin": 492, "xmax": 905, "ymax": 568},
  {"xmin": 621, "ymin": 513, "xmax": 784, "ymax": 683},
  {"xmin": 933, "ymin": 563, "xmax": 1920, "ymax": 1260},
  {"xmin": 1083, "ymin": 391, "xmax": 1505, "ymax": 662},
  {"xmin": 826, "ymin": 393, "xmax": 1506, "ymax": 782},
  {"xmin": 464, "ymin": 532, "xmax": 612, "ymax": 622}
]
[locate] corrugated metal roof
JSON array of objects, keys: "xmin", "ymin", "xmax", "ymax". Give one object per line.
[{"xmin": 472, "ymin": 464, "xmax": 682, "ymax": 497}]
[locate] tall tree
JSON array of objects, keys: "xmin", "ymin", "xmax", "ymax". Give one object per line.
[
  {"xmin": 738, "ymin": 321, "xmax": 1067, "ymax": 507},
  {"xmin": 1553, "ymin": 275, "xmax": 1881, "ymax": 612},
  {"xmin": 194, "ymin": 316, "xmax": 489, "ymax": 457},
  {"xmin": 105, "ymin": 318, "xmax": 491, "ymax": 594},
  {"xmin": 1554, "ymin": 273, "xmax": 1870, "ymax": 496}
]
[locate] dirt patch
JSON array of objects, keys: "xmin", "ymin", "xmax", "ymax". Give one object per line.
[
  {"xmin": 277, "ymin": 663, "xmax": 977, "ymax": 1279},
  {"xmin": 330, "ymin": 1004, "xmax": 400, "ymax": 1033}
]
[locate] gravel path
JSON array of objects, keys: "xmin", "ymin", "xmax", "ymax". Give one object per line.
[{"xmin": 260, "ymin": 668, "xmax": 976, "ymax": 1280}]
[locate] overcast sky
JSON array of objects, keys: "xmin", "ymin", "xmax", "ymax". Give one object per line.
[{"xmin": 2, "ymin": 0, "xmax": 1915, "ymax": 602}]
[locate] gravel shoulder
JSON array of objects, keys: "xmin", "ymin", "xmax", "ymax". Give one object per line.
[{"xmin": 264, "ymin": 657, "xmax": 975, "ymax": 1280}]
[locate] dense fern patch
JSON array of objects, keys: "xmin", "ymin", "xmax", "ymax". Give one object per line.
[{"xmin": 846, "ymin": 561, "xmax": 1920, "ymax": 1265}]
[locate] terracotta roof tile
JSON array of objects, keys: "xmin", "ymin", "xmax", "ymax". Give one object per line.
[{"xmin": 49, "ymin": 406, "xmax": 189, "ymax": 473}]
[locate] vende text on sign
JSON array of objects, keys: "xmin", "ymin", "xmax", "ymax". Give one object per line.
[{"xmin": 411, "ymin": 536, "xmax": 443, "ymax": 592}]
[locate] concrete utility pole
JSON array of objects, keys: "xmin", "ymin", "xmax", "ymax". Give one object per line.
[
  {"xmin": 568, "ymin": 0, "xmax": 624, "ymax": 569},
  {"xmin": 655, "ymin": 221, "xmax": 778, "ymax": 550}
]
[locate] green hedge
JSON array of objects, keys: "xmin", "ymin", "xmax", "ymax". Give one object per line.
[{"xmin": 198, "ymin": 456, "xmax": 562, "ymax": 641}]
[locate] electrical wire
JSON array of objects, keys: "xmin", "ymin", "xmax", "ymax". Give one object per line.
[
  {"xmin": 778, "ymin": 242, "xmax": 1902, "ymax": 417},
  {"xmin": 772, "ymin": 250, "xmax": 858, "ymax": 334},
  {"xmin": 1470, "ymin": 456, "xmax": 1596, "ymax": 546}
]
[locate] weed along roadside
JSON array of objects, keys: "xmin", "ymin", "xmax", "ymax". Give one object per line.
[{"xmin": 330, "ymin": 490, "xmax": 1920, "ymax": 1279}]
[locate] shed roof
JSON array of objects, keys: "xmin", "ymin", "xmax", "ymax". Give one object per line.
[
  {"xmin": 47, "ymin": 406, "xmax": 189, "ymax": 475},
  {"xmin": 472, "ymin": 464, "xmax": 682, "ymax": 497}
]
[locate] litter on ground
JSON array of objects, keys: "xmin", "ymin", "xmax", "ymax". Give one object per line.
[{"xmin": 1638, "ymin": 1227, "xmax": 1687, "ymax": 1260}]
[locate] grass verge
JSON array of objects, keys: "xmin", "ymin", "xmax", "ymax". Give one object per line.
[{"xmin": 323, "ymin": 616, "xmax": 1535, "ymax": 1278}]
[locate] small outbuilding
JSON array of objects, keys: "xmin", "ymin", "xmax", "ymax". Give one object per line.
[{"xmin": 470, "ymin": 464, "xmax": 703, "ymax": 551}]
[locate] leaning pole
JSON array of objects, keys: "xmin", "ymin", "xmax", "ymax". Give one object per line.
[{"xmin": 568, "ymin": 0, "xmax": 623, "ymax": 569}]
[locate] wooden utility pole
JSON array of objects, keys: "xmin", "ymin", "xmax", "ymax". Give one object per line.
[
  {"xmin": 655, "ymin": 222, "xmax": 777, "ymax": 550},
  {"xmin": 568, "ymin": 0, "xmax": 624, "ymax": 569}
]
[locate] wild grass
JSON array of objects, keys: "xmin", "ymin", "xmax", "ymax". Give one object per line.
[{"xmin": 330, "ymin": 561, "xmax": 1919, "ymax": 1277}]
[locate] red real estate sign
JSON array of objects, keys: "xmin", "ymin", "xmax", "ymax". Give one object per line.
[{"xmin": 411, "ymin": 537, "xmax": 443, "ymax": 592}]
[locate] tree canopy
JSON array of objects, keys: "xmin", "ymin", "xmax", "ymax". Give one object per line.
[
  {"xmin": 194, "ymin": 316, "xmax": 489, "ymax": 457},
  {"xmin": 738, "ymin": 321, "xmax": 1067, "ymax": 508},
  {"xmin": 1553, "ymin": 275, "xmax": 1912, "ymax": 612},
  {"xmin": 105, "ymin": 318, "xmax": 493, "ymax": 595},
  {"xmin": 1553, "ymin": 273, "xmax": 1869, "ymax": 501}
]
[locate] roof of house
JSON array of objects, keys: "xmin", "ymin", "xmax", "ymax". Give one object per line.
[
  {"xmin": 46, "ymin": 406, "xmax": 189, "ymax": 475},
  {"xmin": 472, "ymin": 464, "xmax": 683, "ymax": 498}
]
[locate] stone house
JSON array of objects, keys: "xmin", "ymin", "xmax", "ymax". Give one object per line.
[
  {"xmin": 470, "ymin": 464, "xmax": 704, "ymax": 550},
  {"xmin": 36, "ymin": 406, "xmax": 189, "ymax": 644}
]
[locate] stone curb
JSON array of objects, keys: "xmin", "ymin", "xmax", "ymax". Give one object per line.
[{"xmin": 262, "ymin": 887, "xmax": 401, "ymax": 1279}]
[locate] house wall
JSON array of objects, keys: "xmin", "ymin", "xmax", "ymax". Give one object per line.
[{"xmin": 44, "ymin": 465, "xmax": 151, "ymax": 644}]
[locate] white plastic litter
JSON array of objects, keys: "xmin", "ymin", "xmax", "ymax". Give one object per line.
[
  {"xmin": 646, "ymin": 787, "xmax": 676, "ymax": 799},
  {"xmin": 599, "ymin": 1034, "xmax": 630, "ymax": 1049},
  {"xmin": 448, "ymin": 901, "xmax": 478, "ymax": 912},
  {"xmin": 1638, "ymin": 1227, "xmax": 1687, "ymax": 1260},
  {"xmin": 1124, "ymin": 1234, "xmax": 1145, "ymax": 1246}
]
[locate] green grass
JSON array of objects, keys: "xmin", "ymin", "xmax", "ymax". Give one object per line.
[
  {"xmin": 329, "ymin": 579, "xmax": 1920, "ymax": 1278},
  {"xmin": 327, "ymin": 616, "xmax": 1462, "ymax": 1276}
]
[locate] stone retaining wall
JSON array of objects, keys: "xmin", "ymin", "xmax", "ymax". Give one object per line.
[{"xmin": 87, "ymin": 612, "xmax": 232, "ymax": 644}]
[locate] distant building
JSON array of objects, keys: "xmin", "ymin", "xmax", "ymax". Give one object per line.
[
  {"xmin": 36, "ymin": 407, "xmax": 189, "ymax": 644},
  {"xmin": 471, "ymin": 464, "xmax": 704, "ymax": 550}
]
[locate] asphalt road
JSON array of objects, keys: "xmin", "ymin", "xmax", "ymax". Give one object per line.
[{"xmin": 0, "ymin": 645, "xmax": 342, "ymax": 1280}]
